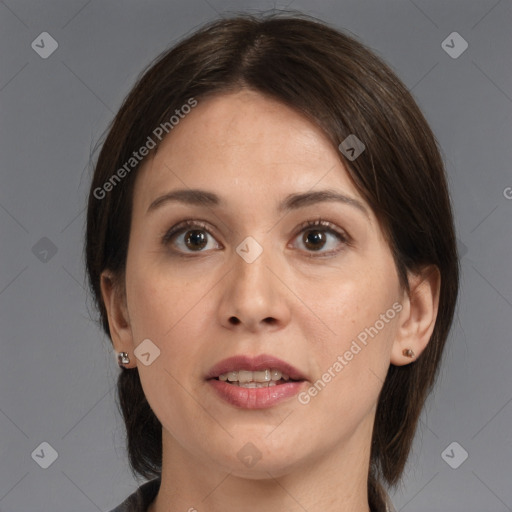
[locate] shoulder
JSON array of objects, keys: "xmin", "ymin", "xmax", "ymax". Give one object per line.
[{"xmin": 108, "ymin": 478, "xmax": 161, "ymax": 512}]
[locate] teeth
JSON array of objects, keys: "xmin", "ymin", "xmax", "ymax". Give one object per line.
[
  {"xmin": 218, "ymin": 368, "xmax": 291, "ymax": 383},
  {"xmin": 231, "ymin": 381, "xmax": 278, "ymax": 388}
]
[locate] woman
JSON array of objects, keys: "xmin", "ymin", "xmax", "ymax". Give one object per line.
[{"xmin": 85, "ymin": 11, "xmax": 459, "ymax": 512}]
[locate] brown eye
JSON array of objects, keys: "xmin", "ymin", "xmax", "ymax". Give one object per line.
[
  {"xmin": 162, "ymin": 220, "xmax": 221, "ymax": 253},
  {"xmin": 184, "ymin": 229, "xmax": 208, "ymax": 251},
  {"xmin": 302, "ymin": 229, "xmax": 327, "ymax": 251},
  {"xmin": 292, "ymin": 219, "xmax": 349, "ymax": 256}
]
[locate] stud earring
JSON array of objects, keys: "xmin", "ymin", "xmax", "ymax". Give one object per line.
[
  {"xmin": 117, "ymin": 352, "xmax": 130, "ymax": 367},
  {"xmin": 402, "ymin": 348, "xmax": 415, "ymax": 358}
]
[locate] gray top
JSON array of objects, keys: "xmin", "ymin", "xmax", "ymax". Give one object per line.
[
  {"xmin": 108, "ymin": 479, "xmax": 160, "ymax": 512},
  {"xmin": 109, "ymin": 478, "xmax": 395, "ymax": 512}
]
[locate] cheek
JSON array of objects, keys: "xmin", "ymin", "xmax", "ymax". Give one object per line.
[
  {"xmin": 125, "ymin": 270, "xmax": 173, "ymax": 340},
  {"xmin": 125, "ymin": 246, "xmax": 202, "ymax": 335},
  {"xmin": 311, "ymin": 261, "xmax": 398, "ymax": 335},
  {"xmin": 305, "ymin": 255, "xmax": 400, "ymax": 380},
  {"xmin": 124, "ymin": 263, "xmax": 204, "ymax": 402},
  {"xmin": 124, "ymin": 257, "xmax": 216, "ymax": 380},
  {"xmin": 300, "ymin": 271, "xmax": 399, "ymax": 430}
]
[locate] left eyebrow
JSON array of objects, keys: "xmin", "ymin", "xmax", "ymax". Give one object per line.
[
  {"xmin": 277, "ymin": 189, "xmax": 369, "ymax": 218},
  {"xmin": 146, "ymin": 188, "xmax": 369, "ymax": 219}
]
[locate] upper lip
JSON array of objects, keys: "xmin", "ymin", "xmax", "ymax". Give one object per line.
[{"xmin": 206, "ymin": 354, "xmax": 308, "ymax": 381}]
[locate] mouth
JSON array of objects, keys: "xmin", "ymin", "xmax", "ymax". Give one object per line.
[
  {"xmin": 205, "ymin": 354, "xmax": 308, "ymax": 409},
  {"xmin": 205, "ymin": 354, "xmax": 308, "ymax": 386}
]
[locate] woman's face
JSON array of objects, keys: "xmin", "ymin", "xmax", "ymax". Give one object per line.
[{"xmin": 114, "ymin": 90, "xmax": 405, "ymax": 477}]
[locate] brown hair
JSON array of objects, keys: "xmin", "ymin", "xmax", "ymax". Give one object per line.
[{"xmin": 85, "ymin": 11, "xmax": 459, "ymax": 510}]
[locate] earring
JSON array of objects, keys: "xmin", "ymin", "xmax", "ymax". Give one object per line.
[
  {"xmin": 117, "ymin": 352, "xmax": 130, "ymax": 367},
  {"xmin": 402, "ymin": 348, "xmax": 415, "ymax": 358}
]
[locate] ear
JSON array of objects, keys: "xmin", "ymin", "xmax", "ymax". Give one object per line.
[
  {"xmin": 100, "ymin": 270, "xmax": 137, "ymax": 368},
  {"xmin": 391, "ymin": 265, "xmax": 441, "ymax": 366}
]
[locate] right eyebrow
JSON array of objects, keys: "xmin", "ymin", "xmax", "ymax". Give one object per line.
[{"xmin": 147, "ymin": 189, "xmax": 220, "ymax": 215}]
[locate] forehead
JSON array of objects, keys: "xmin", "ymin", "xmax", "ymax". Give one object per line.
[{"xmin": 132, "ymin": 90, "xmax": 367, "ymax": 215}]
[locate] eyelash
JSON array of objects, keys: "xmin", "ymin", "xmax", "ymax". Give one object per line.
[{"xmin": 161, "ymin": 218, "xmax": 350, "ymax": 257}]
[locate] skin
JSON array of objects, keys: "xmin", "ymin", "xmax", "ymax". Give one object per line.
[{"xmin": 101, "ymin": 90, "xmax": 440, "ymax": 512}]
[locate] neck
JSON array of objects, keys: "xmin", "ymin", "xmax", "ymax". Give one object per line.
[{"xmin": 148, "ymin": 422, "xmax": 373, "ymax": 512}]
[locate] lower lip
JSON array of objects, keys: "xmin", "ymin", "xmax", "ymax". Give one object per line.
[{"xmin": 207, "ymin": 379, "xmax": 306, "ymax": 409}]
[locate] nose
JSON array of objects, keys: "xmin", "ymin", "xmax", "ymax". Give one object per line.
[{"xmin": 217, "ymin": 239, "xmax": 291, "ymax": 332}]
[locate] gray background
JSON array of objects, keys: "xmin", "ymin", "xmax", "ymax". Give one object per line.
[{"xmin": 0, "ymin": 0, "xmax": 511, "ymax": 510}]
